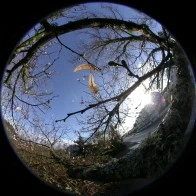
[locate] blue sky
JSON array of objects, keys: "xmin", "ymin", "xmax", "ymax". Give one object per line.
[{"xmin": 2, "ymin": 2, "xmax": 164, "ymax": 143}]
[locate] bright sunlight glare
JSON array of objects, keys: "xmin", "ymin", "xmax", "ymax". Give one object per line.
[
  {"xmin": 141, "ymin": 93, "xmax": 152, "ymax": 106},
  {"xmin": 120, "ymin": 85, "xmax": 152, "ymax": 135},
  {"xmin": 132, "ymin": 86, "xmax": 152, "ymax": 108}
]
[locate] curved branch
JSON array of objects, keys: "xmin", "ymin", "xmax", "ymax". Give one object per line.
[
  {"xmin": 15, "ymin": 95, "xmax": 58, "ymax": 107},
  {"xmin": 56, "ymin": 54, "xmax": 173, "ymax": 123},
  {"xmin": 5, "ymin": 18, "xmax": 168, "ymax": 85},
  {"xmin": 138, "ymin": 47, "xmax": 162, "ymax": 69}
]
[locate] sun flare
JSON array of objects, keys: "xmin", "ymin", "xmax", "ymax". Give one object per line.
[
  {"xmin": 142, "ymin": 93, "xmax": 152, "ymax": 105},
  {"xmin": 132, "ymin": 86, "xmax": 152, "ymax": 108}
]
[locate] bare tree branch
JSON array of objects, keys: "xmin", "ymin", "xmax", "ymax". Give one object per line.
[
  {"xmin": 4, "ymin": 18, "xmax": 169, "ymax": 85},
  {"xmin": 56, "ymin": 54, "xmax": 173, "ymax": 125}
]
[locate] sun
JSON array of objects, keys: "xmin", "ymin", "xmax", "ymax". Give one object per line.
[
  {"xmin": 119, "ymin": 84, "xmax": 153, "ymax": 134},
  {"xmin": 132, "ymin": 86, "xmax": 152, "ymax": 108},
  {"xmin": 142, "ymin": 93, "xmax": 152, "ymax": 105}
]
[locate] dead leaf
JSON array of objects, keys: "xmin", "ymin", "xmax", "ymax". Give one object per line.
[
  {"xmin": 88, "ymin": 74, "xmax": 99, "ymax": 94},
  {"xmin": 73, "ymin": 64, "xmax": 101, "ymax": 72}
]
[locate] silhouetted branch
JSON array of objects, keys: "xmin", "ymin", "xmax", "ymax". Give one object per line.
[
  {"xmin": 56, "ymin": 55, "xmax": 173, "ymax": 125},
  {"xmin": 4, "ymin": 18, "xmax": 170, "ymax": 85}
]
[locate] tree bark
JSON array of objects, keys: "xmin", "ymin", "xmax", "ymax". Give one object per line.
[{"xmin": 4, "ymin": 18, "xmax": 167, "ymax": 85}]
